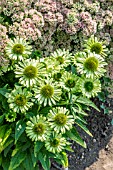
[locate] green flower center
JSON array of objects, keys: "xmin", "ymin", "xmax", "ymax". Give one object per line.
[
  {"xmin": 15, "ymin": 94, "xmax": 26, "ymax": 106},
  {"xmin": 54, "ymin": 113, "xmax": 67, "ymax": 126},
  {"xmin": 12, "ymin": 44, "xmax": 24, "ymax": 55},
  {"xmin": 84, "ymin": 81, "xmax": 94, "ymax": 92},
  {"xmin": 53, "ymin": 73, "xmax": 62, "ymax": 81},
  {"xmin": 56, "ymin": 56, "xmax": 64, "ymax": 64},
  {"xmin": 65, "ymin": 79, "xmax": 75, "ymax": 88},
  {"xmin": 84, "ymin": 57, "xmax": 99, "ymax": 71},
  {"xmin": 40, "ymin": 85, "xmax": 54, "ymax": 98},
  {"xmin": 33, "ymin": 123, "xmax": 45, "ymax": 135},
  {"xmin": 24, "ymin": 65, "xmax": 37, "ymax": 79},
  {"xmin": 51, "ymin": 138, "xmax": 60, "ymax": 147},
  {"xmin": 91, "ymin": 43, "xmax": 103, "ymax": 54}
]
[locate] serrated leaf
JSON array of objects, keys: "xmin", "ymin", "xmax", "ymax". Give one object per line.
[
  {"xmin": 15, "ymin": 120, "xmax": 26, "ymax": 144},
  {"xmin": 9, "ymin": 151, "xmax": 26, "ymax": 170},
  {"xmin": 76, "ymin": 96, "xmax": 100, "ymax": 112},
  {"xmin": 66, "ymin": 127, "xmax": 86, "ymax": 148},
  {"xmin": 75, "ymin": 119, "xmax": 93, "ymax": 137},
  {"xmin": 34, "ymin": 141, "xmax": 44, "ymax": 157}
]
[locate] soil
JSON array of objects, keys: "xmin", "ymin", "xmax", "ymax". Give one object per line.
[
  {"xmin": 50, "ymin": 97, "xmax": 113, "ymax": 170},
  {"xmin": 68, "ymin": 98, "xmax": 113, "ymax": 170}
]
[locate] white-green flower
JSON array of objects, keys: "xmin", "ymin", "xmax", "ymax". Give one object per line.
[
  {"xmin": 5, "ymin": 37, "xmax": 32, "ymax": 61},
  {"xmin": 48, "ymin": 107, "xmax": 74, "ymax": 134},
  {"xmin": 6, "ymin": 86, "xmax": 33, "ymax": 113},
  {"xmin": 26, "ymin": 115, "xmax": 50, "ymax": 142},
  {"xmin": 76, "ymin": 52, "xmax": 107, "ymax": 78},
  {"xmin": 34, "ymin": 79, "xmax": 61, "ymax": 106},
  {"xmin": 78, "ymin": 77, "xmax": 101, "ymax": 98},
  {"xmin": 15, "ymin": 59, "xmax": 45, "ymax": 87},
  {"xmin": 61, "ymin": 71, "xmax": 78, "ymax": 92},
  {"xmin": 50, "ymin": 49, "xmax": 73, "ymax": 68},
  {"xmin": 5, "ymin": 110, "xmax": 17, "ymax": 122},
  {"xmin": 44, "ymin": 57, "xmax": 61, "ymax": 74},
  {"xmin": 45, "ymin": 133, "xmax": 67, "ymax": 154},
  {"xmin": 84, "ymin": 35, "xmax": 108, "ymax": 57}
]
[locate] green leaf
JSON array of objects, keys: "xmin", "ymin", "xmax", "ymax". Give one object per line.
[
  {"xmin": 2, "ymin": 156, "xmax": 10, "ymax": 170},
  {"xmin": 15, "ymin": 120, "xmax": 26, "ymax": 144},
  {"xmin": 75, "ymin": 119, "xmax": 93, "ymax": 137},
  {"xmin": 23, "ymin": 151, "xmax": 34, "ymax": 170},
  {"xmin": 0, "ymin": 114, "xmax": 4, "ymax": 124},
  {"xmin": 4, "ymin": 142, "xmax": 13, "ymax": 157},
  {"xmin": 38, "ymin": 152, "xmax": 49, "ymax": 170},
  {"xmin": 34, "ymin": 141, "xmax": 44, "ymax": 157},
  {"xmin": 72, "ymin": 107, "xmax": 88, "ymax": 116},
  {"xmin": 0, "ymin": 85, "xmax": 9, "ymax": 96},
  {"xmin": 0, "ymin": 154, "xmax": 2, "ymax": 166},
  {"xmin": 61, "ymin": 152, "xmax": 68, "ymax": 167},
  {"xmin": 66, "ymin": 127, "xmax": 86, "ymax": 148},
  {"xmin": 0, "ymin": 125, "xmax": 12, "ymax": 153},
  {"xmin": 9, "ymin": 151, "xmax": 26, "ymax": 170},
  {"xmin": 30, "ymin": 148, "xmax": 37, "ymax": 168},
  {"xmin": 12, "ymin": 141, "xmax": 31, "ymax": 157},
  {"xmin": 65, "ymin": 145, "xmax": 74, "ymax": 152},
  {"xmin": 76, "ymin": 96, "xmax": 100, "ymax": 112}
]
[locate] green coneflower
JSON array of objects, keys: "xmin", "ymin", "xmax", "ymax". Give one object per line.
[
  {"xmin": 5, "ymin": 110, "xmax": 17, "ymax": 122},
  {"xmin": 51, "ymin": 49, "xmax": 73, "ymax": 68},
  {"xmin": 6, "ymin": 86, "xmax": 33, "ymax": 113},
  {"xmin": 61, "ymin": 72, "xmax": 78, "ymax": 92},
  {"xmin": 44, "ymin": 57, "xmax": 61, "ymax": 74},
  {"xmin": 45, "ymin": 133, "xmax": 67, "ymax": 154},
  {"xmin": 5, "ymin": 37, "xmax": 32, "ymax": 61},
  {"xmin": 15, "ymin": 59, "xmax": 45, "ymax": 87},
  {"xmin": 26, "ymin": 115, "xmax": 50, "ymax": 142},
  {"xmin": 48, "ymin": 107, "xmax": 74, "ymax": 134},
  {"xmin": 76, "ymin": 52, "xmax": 107, "ymax": 78},
  {"xmin": 84, "ymin": 35, "xmax": 108, "ymax": 57},
  {"xmin": 79, "ymin": 77, "xmax": 101, "ymax": 98},
  {"xmin": 34, "ymin": 79, "xmax": 61, "ymax": 106}
]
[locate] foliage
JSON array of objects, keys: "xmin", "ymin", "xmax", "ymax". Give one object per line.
[{"xmin": 0, "ymin": 0, "xmax": 112, "ymax": 169}]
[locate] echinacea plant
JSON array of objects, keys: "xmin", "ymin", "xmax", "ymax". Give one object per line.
[{"xmin": 0, "ymin": 35, "xmax": 108, "ymax": 170}]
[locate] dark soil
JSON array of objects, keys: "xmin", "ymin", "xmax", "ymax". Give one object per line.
[
  {"xmin": 68, "ymin": 98, "xmax": 113, "ymax": 170},
  {"xmin": 50, "ymin": 97, "xmax": 113, "ymax": 170}
]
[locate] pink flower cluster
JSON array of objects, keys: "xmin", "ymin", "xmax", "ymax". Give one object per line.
[
  {"xmin": 0, "ymin": 24, "xmax": 9, "ymax": 67},
  {"xmin": 9, "ymin": 9, "xmax": 44, "ymax": 42}
]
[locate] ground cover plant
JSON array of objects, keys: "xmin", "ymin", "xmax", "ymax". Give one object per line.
[{"xmin": 0, "ymin": 0, "xmax": 113, "ymax": 170}]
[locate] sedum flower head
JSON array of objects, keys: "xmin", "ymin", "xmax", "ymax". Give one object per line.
[
  {"xmin": 84, "ymin": 35, "xmax": 108, "ymax": 57},
  {"xmin": 15, "ymin": 59, "xmax": 46, "ymax": 87},
  {"xmin": 50, "ymin": 49, "xmax": 73, "ymax": 68},
  {"xmin": 48, "ymin": 107, "xmax": 74, "ymax": 134},
  {"xmin": 45, "ymin": 133, "xmax": 68, "ymax": 154},
  {"xmin": 5, "ymin": 110, "xmax": 17, "ymax": 122},
  {"xmin": 78, "ymin": 77, "xmax": 101, "ymax": 98},
  {"xmin": 75, "ymin": 52, "xmax": 107, "ymax": 79},
  {"xmin": 5, "ymin": 37, "xmax": 32, "ymax": 61},
  {"xmin": 26, "ymin": 115, "xmax": 50, "ymax": 142},
  {"xmin": 34, "ymin": 79, "xmax": 61, "ymax": 106},
  {"xmin": 6, "ymin": 86, "xmax": 33, "ymax": 113}
]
